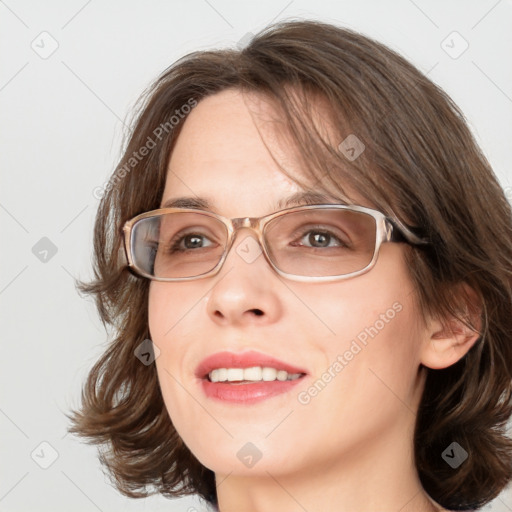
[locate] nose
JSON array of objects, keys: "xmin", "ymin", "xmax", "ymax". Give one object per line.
[{"xmin": 205, "ymin": 229, "xmax": 283, "ymax": 326}]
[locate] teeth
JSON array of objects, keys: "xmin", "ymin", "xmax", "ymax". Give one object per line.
[
  {"xmin": 244, "ymin": 366, "xmax": 262, "ymax": 380},
  {"xmin": 227, "ymin": 368, "xmax": 244, "ymax": 381},
  {"xmin": 208, "ymin": 366, "xmax": 302, "ymax": 383},
  {"xmin": 276, "ymin": 370, "xmax": 288, "ymax": 381},
  {"xmin": 262, "ymin": 367, "xmax": 277, "ymax": 381}
]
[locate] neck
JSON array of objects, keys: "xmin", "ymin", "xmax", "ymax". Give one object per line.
[{"xmin": 214, "ymin": 416, "xmax": 443, "ymax": 512}]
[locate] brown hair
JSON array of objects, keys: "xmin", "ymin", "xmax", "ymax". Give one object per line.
[{"xmin": 67, "ymin": 18, "xmax": 512, "ymax": 510}]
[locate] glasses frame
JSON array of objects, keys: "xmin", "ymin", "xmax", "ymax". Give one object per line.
[{"xmin": 122, "ymin": 203, "xmax": 429, "ymax": 283}]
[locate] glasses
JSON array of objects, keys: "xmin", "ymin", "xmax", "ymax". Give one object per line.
[{"xmin": 122, "ymin": 204, "xmax": 429, "ymax": 283}]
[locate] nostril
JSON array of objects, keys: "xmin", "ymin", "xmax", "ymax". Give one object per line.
[{"xmin": 250, "ymin": 309, "xmax": 264, "ymax": 316}]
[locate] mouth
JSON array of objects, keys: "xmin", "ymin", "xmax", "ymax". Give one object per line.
[
  {"xmin": 196, "ymin": 349, "xmax": 308, "ymax": 381},
  {"xmin": 196, "ymin": 350, "xmax": 308, "ymax": 403}
]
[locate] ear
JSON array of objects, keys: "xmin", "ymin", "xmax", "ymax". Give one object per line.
[{"xmin": 420, "ymin": 282, "xmax": 482, "ymax": 370}]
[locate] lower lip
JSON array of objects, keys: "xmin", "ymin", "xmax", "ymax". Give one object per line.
[{"xmin": 200, "ymin": 377, "xmax": 305, "ymax": 404}]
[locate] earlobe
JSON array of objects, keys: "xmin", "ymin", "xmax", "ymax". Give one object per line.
[{"xmin": 420, "ymin": 283, "xmax": 483, "ymax": 370}]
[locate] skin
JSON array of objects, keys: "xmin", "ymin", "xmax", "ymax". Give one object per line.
[{"xmin": 148, "ymin": 88, "xmax": 480, "ymax": 512}]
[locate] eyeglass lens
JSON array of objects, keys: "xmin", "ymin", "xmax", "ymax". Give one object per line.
[{"xmin": 130, "ymin": 208, "xmax": 377, "ymax": 279}]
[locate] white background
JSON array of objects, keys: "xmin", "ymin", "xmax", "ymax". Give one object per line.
[{"xmin": 1, "ymin": 0, "xmax": 511, "ymax": 510}]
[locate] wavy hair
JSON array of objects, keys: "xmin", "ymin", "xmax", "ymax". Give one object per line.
[{"xmin": 67, "ymin": 18, "xmax": 512, "ymax": 510}]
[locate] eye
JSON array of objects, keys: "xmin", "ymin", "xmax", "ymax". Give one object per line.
[
  {"xmin": 291, "ymin": 227, "xmax": 349, "ymax": 249},
  {"xmin": 167, "ymin": 232, "xmax": 216, "ymax": 252}
]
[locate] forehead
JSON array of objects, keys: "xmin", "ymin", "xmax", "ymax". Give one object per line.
[
  {"xmin": 161, "ymin": 89, "xmax": 355, "ymax": 215},
  {"xmin": 162, "ymin": 90, "xmax": 309, "ymax": 214}
]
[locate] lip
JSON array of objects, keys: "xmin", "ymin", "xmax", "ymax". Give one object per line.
[
  {"xmin": 195, "ymin": 350, "xmax": 308, "ymax": 379},
  {"xmin": 195, "ymin": 350, "xmax": 309, "ymax": 405}
]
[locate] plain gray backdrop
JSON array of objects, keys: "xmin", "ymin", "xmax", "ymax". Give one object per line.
[{"xmin": 1, "ymin": 0, "xmax": 511, "ymax": 510}]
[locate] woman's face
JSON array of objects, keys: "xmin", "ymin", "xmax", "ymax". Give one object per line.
[{"xmin": 149, "ymin": 88, "xmax": 429, "ymax": 479}]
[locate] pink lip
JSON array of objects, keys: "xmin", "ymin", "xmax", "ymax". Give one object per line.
[{"xmin": 195, "ymin": 350, "xmax": 308, "ymax": 405}]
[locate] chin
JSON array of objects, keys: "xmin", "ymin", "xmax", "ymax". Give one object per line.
[{"xmin": 180, "ymin": 431, "xmax": 307, "ymax": 477}]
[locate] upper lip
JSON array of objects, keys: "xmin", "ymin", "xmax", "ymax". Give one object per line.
[{"xmin": 195, "ymin": 350, "xmax": 309, "ymax": 379}]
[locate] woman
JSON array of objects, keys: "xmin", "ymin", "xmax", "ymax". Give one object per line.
[{"xmin": 68, "ymin": 19, "xmax": 512, "ymax": 512}]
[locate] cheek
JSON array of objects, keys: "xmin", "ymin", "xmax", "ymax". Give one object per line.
[
  {"xmin": 291, "ymin": 283, "xmax": 422, "ymax": 459},
  {"xmin": 148, "ymin": 282, "xmax": 209, "ymax": 436},
  {"xmin": 301, "ymin": 275, "xmax": 415, "ymax": 351},
  {"xmin": 298, "ymin": 247, "xmax": 422, "ymax": 397},
  {"xmin": 147, "ymin": 284, "xmax": 186, "ymax": 409},
  {"xmin": 148, "ymin": 281, "xmax": 204, "ymax": 344},
  {"xmin": 148, "ymin": 282, "xmax": 177, "ymax": 338},
  {"xmin": 148, "ymin": 282, "xmax": 202, "ymax": 382}
]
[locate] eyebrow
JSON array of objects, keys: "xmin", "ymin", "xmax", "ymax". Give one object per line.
[{"xmin": 160, "ymin": 191, "xmax": 344, "ymax": 212}]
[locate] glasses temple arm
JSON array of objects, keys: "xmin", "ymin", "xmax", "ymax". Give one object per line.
[{"xmin": 387, "ymin": 217, "xmax": 430, "ymax": 246}]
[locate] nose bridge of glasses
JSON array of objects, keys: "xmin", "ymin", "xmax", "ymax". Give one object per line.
[
  {"xmin": 230, "ymin": 216, "xmax": 262, "ymax": 238},
  {"xmin": 221, "ymin": 216, "xmax": 268, "ymax": 266},
  {"xmin": 223, "ymin": 217, "xmax": 264, "ymax": 263},
  {"xmin": 232, "ymin": 217, "xmax": 252, "ymax": 228},
  {"xmin": 213, "ymin": 215, "xmax": 267, "ymax": 275}
]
